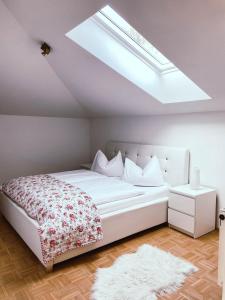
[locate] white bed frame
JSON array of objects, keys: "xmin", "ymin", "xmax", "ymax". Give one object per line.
[{"xmin": 0, "ymin": 141, "xmax": 189, "ymax": 271}]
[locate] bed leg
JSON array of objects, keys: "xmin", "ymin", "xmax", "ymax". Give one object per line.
[{"xmin": 45, "ymin": 262, "xmax": 53, "ymax": 273}]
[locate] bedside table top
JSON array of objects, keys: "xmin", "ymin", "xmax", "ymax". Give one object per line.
[{"xmin": 170, "ymin": 184, "xmax": 216, "ymax": 198}]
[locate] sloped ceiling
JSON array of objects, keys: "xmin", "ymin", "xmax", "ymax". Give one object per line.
[{"xmin": 1, "ymin": 0, "xmax": 225, "ymax": 117}]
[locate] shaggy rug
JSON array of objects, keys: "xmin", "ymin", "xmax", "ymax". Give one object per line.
[{"xmin": 91, "ymin": 244, "xmax": 198, "ymax": 300}]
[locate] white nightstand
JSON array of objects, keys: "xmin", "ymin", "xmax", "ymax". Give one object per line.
[
  {"xmin": 80, "ymin": 163, "xmax": 92, "ymax": 170},
  {"xmin": 168, "ymin": 184, "xmax": 216, "ymax": 238}
]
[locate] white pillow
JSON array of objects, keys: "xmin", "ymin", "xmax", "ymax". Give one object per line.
[
  {"xmin": 91, "ymin": 150, "xmax": 124, "ymax": 177},
  {"xmin": 123, "ymin": 156, "xmax": 164, "ymax": 186}
]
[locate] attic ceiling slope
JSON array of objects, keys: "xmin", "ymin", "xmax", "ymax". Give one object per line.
[
  {"xmin": 0, "ymin": 0, "xmax": 88, "ymax": 118},
  {"xmin": 3, "ymin": 0, "xmax": 225, "ymax": 117}
]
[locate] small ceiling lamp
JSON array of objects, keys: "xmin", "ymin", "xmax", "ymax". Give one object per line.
[{"xmin": 41, "ymin": 42, "xmax": 51, "ymax": 56}]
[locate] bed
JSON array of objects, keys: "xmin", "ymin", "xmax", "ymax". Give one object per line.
[{"xmin": 0, "ymin": 141, "xmax": 190, "ymax": 271}]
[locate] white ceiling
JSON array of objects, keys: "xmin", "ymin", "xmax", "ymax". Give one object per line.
[{"xmin": 1, "ymin": 0, "xmax": 225, "ymax": 118}]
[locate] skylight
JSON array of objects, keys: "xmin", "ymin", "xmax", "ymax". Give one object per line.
[
  {"xmin": 66, "ymin": 5, "xmax": 211, "ymax": 104},
  {"xmin": 95, "ymin": 6, "xmax": 176, "ymax": 73}
]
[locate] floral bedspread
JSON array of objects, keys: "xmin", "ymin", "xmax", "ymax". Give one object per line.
[{"xmin": 2, "ymin": 174, "xmax": 103, "ymax": 265}]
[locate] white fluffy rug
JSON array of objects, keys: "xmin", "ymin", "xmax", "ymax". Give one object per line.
[{"xmin": 91, "ymin": 244, "xmax": 198, "ymax": 300}]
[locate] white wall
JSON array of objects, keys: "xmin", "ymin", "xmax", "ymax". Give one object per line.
[
  {"xmin": 91, "ymin": 112, "xmax": 225, "ymax": 213},
  {"xmin": 0, "ymin": 115, "xmax": 90, "ymax": 183}
]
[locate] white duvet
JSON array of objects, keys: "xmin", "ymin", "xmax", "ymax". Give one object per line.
[
  {"xmin": 50, "ymin": 170, "xmax": 168, "ymax": 207},
  {"xmin": 51, "ymin": 170, "xmax": 145, "ymax": 205}
]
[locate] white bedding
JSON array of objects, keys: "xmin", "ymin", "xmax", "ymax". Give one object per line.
[
  {"xmin": 51, "ymin": 170, "xmax": 169, "ymax": 214},
  {"xmin": 51, "ymin": 170, "xmax": 143, "ymax": 204},
  {"xmin": 97, "ymin": 188, "xmax": 168, "ymax": 215}
]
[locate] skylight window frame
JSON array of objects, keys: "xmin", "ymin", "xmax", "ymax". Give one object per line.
[
  {"xmin": 93, "ymin": 7, "xmax": 177, "ymax": 75},
  {"xmin": 100, "ymin": 8, "xmax": 170, "ymax": 66},
  {"xmin": 65, "ymin": 5, "xmax": 212, "ymax": 104}
]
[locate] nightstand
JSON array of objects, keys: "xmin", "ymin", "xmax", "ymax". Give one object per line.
[
  {"xmin": 80, "ymin": 163, "xmax": 92, "ymax": 170},
  {"xmin": 168, "ymin": 184, "xmax": 216, "ymax": 238}
]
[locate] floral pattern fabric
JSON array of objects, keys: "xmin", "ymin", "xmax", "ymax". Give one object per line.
[{"xmin": 2, "ymin": 174, "xmax": 103, "ymax": 265}]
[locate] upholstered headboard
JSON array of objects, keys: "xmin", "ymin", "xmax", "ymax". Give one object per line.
[{"xmin": 105, "ymin": 141, "xmax": 190, "ymax": 187}]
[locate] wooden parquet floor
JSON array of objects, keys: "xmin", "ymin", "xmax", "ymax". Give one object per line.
[{"xmin": 0, "ymin": 215, "xmax": 221, "ymax": 300}]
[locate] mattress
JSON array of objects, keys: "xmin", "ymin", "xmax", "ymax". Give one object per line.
[{"xmin": 51, "ymin": 170, "xmax": 169, "ymax": 215}]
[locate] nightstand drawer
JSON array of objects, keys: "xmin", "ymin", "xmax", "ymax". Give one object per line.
[
  {"xmin": 169, "ymin": 193, "xmax": 195, "ymax": 216},
  {"xmin": 168, "ymin": 208, "xmax": 195, "ymax": 234}
]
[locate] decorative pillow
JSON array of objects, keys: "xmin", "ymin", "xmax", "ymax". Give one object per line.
[
  {"xmin": 123, "ymin": 156, "xmax": 164, "ymax": 186},
  {"xmin": 91, "ymin": 150, "xmax": 124, "ymax": 177}
]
